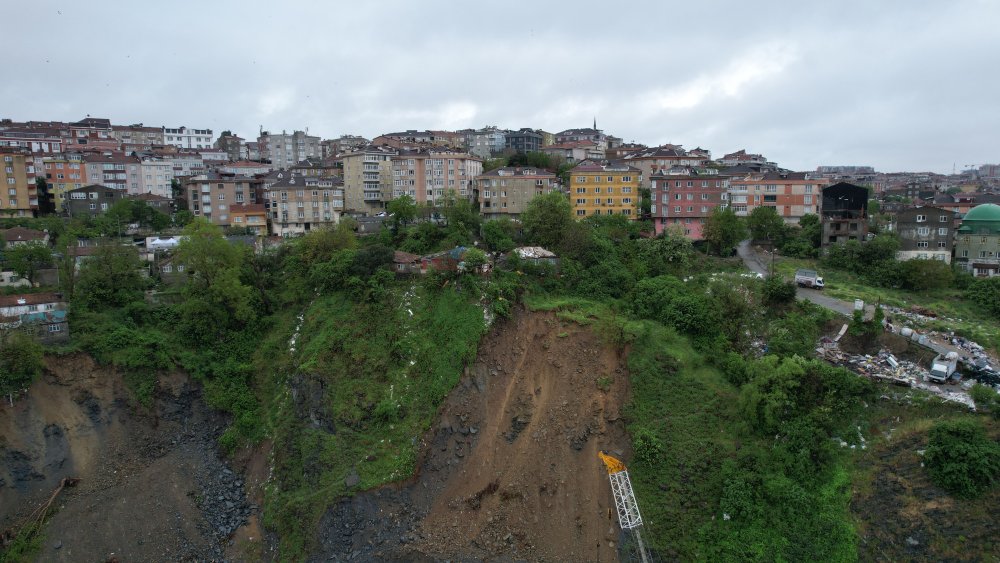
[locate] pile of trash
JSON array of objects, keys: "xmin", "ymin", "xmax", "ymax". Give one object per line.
[
  {"xmin": 884, "ymin": 306, "xmax": 998, "ymax": 370},
  {"xmin": 820, "ymin": 348, "xmax": 976, "ymax": 409}
]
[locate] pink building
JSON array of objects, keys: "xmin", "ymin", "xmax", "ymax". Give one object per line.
[{"xmin": 650, "ymin": 167, "xmax": 729, "ymax": 240}]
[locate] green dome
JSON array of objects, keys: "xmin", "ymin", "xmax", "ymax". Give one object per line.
[
  {"xmin": 959, "ymin": 203, "xmax": 1000, "ymax": 235},
  {"xmin": 963, "ymin": 203, "xmax": 1000, "ymax": 222}
]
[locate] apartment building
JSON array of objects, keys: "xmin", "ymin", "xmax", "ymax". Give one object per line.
[
  {"xmin": 820, "ymin": 182, "xmax": 869, "ymax": 246},
  {"xmin": 138, "ymin": 157, "xmax": 175, "ymax": 197},
  {"xmin": 112, "ymin": 124, "xmax": 164, "ymax": 152},
  {"xmin": 163, "ymin": 126, "xmax": 214, "ymax": 149},
  {"xmin": 463, "ymin": 127, "xmax": 506, "ymax": 159},
  {"xmin": 473, "ymin": 167, "xmax": 558, "ymax": 221},
  {"xmin": 184, "ymin": 174, "xmax": 263, "ymax": 227},
  {"xmin": 42, "ymin": 153, "xmax": 87, "ymax": 211},
  {"xmin": 541, "ymin": 141, "xmax": 605, "ymax": 163},
  {"xmin": 0, "ymin": 128, "xmax": 63, "ymax": 154},
  {"xmin": 554, "ymin": 127, "xmax": 609, "ymax": 151},
  {"xmin": 265, "ymin": 172, "xmax": 344, "ymax": 236},
  {"xmin": 504, "ymin": 129, "xmax": 543, "ymax": 153},
  {"xmin": 390, "ymin": 149, "xmax": 482, "ymax": 205},
  {"xmin": 623, "ymin": 145, "xmax": 709, "ymax": 189},
  {"xmin": 64, "ymin": 184, "xmax": 127, "ymax": 219},
  {"xmin": 569, "ymin": 161, "xmax": 641, "ymax": 220},
  {"xmin": 727, "ymin": 171, "xmax": 829, "ymax": 223},
  {"xmin": 216, "ymin": 133, "xmax": 247, "ymax": 161},
  {"xmin": 649, "ymin": 167, "xmax": 730, "ymax": 239},
  {"xmin": 0, "ymin": 148, "xmax": 36, "ymax": 217},
  {"xmin": 65, "ymin": 117, "xmax": 119, "ymax": 151},
  {"xmin": 892, "ymin": 206, "xmax": 955, "ymax": 263},
  {"xmin": 341, "ymin": 146, "xmax": 396, "ymax": 214},
  {"xmin": 84, "ymin": 152, "xmax": 141, "ymax": 194},
  {"xmin": 258, "ymin": 130, "xmax": 321, "ymax": 170}
]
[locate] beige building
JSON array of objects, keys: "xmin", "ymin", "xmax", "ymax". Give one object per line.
[
  {"xmin": 258, "ymin": 130, "xmax": 322, "ymax": 170},
  {"xmin": 265, "ymin": 172, "xmax": 344, "ymax": 237},
  {"xmin": 623, "ymin": 145, "xmax": 710, "ymax": 189},
  {"xmin": 473, "ymin": 167, "xmax": 558, "ymax": 220},
  {"xmin": 1, "ymin": 148, "xmax": 36, "ymax": 217},
  {"xmin": 112, "ymin": 124, "xmax": 164, "ymax": 152},
  {"xmin": 341, "ymin": 146, "xmax": 396, "ymax": 214}
]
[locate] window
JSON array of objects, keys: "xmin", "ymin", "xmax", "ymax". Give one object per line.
[
  {"xmin": 674, "ymin": 206, "xmax": 681, "ymax": 213},
  {"xmin": 675, "ymin": 193, "xmax": 682, "ymax": 200},
  {"xmin": 607, "ymin": 176, "xmax": 614, "ymax": 182},
  {"xmin": 916, "ymin": 214, "xmax": 926, "ymax": 222},
  {"xmin": 48, "ymin": 324, "xmax": 62, "ymax": 333},
  {"xmin": 917, "ymin": 241, "xmax": 929, "ymax": 248},
  {"xmin": 576, "ymin": 177, "xmax": 586, "ymax": 183},
  {"xmin": 622, "ymin": 187, "xmax": 632, "ymax": 193},
  {"xmin": 701, "ymin": 194, "xmax": 709, "ymax": 200},
  {"xmin": 162, "ymin": 264, "xmax": 173, "ymax": 273},
  {"xmin": 938, "ymin": 241, "xmax": 948, "ymax": 248},
  {"xmin": 939, "ymin": 215, "xmax": 948, "ymax": 222},
  {"xmin": 938, "ymin": 227, "xmax": 948, "ymax": 236},
  {"xmin": 576, "ymin": 198, "xmax": 586, "ymax": 204},
  {"xmin": 621, "ymin": 176, "xmax": 631, "ymax": 182},
  {"xmin": 218, "ymin": 193, "xmax": 225, "ymax": 200},
  {"xmin": 917, "ymin": 226, "xmax": 930, "ymax": 236}
]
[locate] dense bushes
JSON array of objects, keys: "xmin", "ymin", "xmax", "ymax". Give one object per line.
[
  {"xmin": 967, "ymin": 277, "xmax": 1000, "ymax": 316},
  {"xmin": 924, "ymin": 419, "xmax": 1000, "ymax": 499}
]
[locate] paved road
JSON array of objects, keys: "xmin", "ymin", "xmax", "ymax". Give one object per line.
[
  {"xmin": 736, "ymin": 241, "xmax": 975, "ymax": 360},
  {"xmin": 737, "ymin": 241, "xmax": 856, "ymax": 316}
]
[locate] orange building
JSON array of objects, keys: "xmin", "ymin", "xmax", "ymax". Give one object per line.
[
  {"xmin": 1, "ymin": 148, "xmax": 37, "ymax": 217},
  {"xmin": 728, "ymin": 171, "xmax": 830, "ymax": 223}
]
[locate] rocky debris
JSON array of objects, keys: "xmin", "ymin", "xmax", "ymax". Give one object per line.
[
  {"xmin": 884, "ymin": 306, "xmax": 999, "ymax": 368},
  {"xmin": 195, "ymin": 459, "xmax": 254, "ymax": 541}
]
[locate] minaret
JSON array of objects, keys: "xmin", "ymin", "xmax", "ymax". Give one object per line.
[{"xmin": 593, "ymin": 116, "xmax": 597, "ymax": 130}]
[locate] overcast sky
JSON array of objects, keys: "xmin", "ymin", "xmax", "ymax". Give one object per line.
[{"xmin": 3, "ymin": 1, "xmax": 998, "ymax": 173}]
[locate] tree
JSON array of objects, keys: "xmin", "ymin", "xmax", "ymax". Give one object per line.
[
  {"xmin": 703, "ymin": 206, "xmax": 747, "ymax": 255},
  {"xmin": 4, "ymin": 242, "xmax": 52, "ymax": 284},
  {"xmin": 461, "ymin": 247, "xmax": 487, "ymax": 273},
  {"xmin": 924, "ymin": 419, "xmax": 1000, "ymax": 499},
  {"xmin": 762, "ymin": 275, "xmax": 797, "ymax": 307},
  {"xmin": 75, "ymin": 243, "xmax": 147, "ymax": 309},
  {"xmin": 175, "ymin": 219, "xmax": 255, "ymax": 339},
  {"xmin": 481, "ymin": 218, "xmax": 517, "ymax": 253},
  {"xmin": 386, "ymin": 194, "xmax": 417, "ymax": 233},
  {"xmin": 482, "ymin": 157, "xmax": 507, "ymax": 172},
  {"xmin": 968, "ymin": 277, "xmax": 1000, "ymax": 316},
  {"xmin": 0, "ymin": 332, "xmax": 44, "ymax": 404},
  {"xmin": 747, "ymin": 206, "xmax": 785, "ymax": 243},
  {"xmin": 898, "ymin": 259, "xmax": 954, "ymax": 291},
  {"xmin": 521, "ymin": 191, "xmax": 573, "ymax": 249},
  {"xmin": 970, "ymin": 383, "xmax": 1000, "ymax": 419},
  {"xmin": 767, "ymin": 312, "xmax": 819, "ymax": 357}
]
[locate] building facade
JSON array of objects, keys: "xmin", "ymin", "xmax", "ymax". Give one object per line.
[
  {"xmin": 265, "ymin": 172, "xmax": 344, "ymax": 236},
  {"xmin": 341, "ymin": 146, "xmax": 396, "ymax": 214},
  {"xmin": 649, "ymin": 168, "xmax": 730, "ymax": 239},
  {"xmin": 138, "ymin": 157, "xmax": 175, "ymax": 197},
  {"xmin": 84, "ymin": 152, "xmax": 141, "ymax": 194},
  {"xmin": 728, "ymin": 171, "xmax": 828, "ymax": 223},
  {"xmin": 569, "ymin": 161, "xmax": 641, "ymax": 220},
  {"xmin": 505, "ymin": 129, "xmax": 543, "ymax": 153},
  {"xmin": 820, "ymin": 182, "xmax": 869, "ymax": 246},
  {"xmin": 464, "ymin": 127, "xmax": 506, "ymax": 159},
  {"xmin": 163, "ymin": 126, "xmax": 214, "ymax": 149},
  {"xmin": 623, "ymin": 145, "xmax": 709, "ymax": 189},
  {"xmin": 390, "ymin": 150, "xmax": 482, "ymax": 205},
  {"xmin": 892, "ymin": 206, "xmax": 955, "ymax": 263},
  {"xmin": 112, "ymin": 124, "xmax": 164, "ymax": 152},
  {"xmin": 1, "ymin": 148, "xmax": 37, "ymax": 217},
  {"xmin": 955, "ymin": 203, "xmax": 1000, "ymax": 276},
  {"xmin": 42, "ymin": 153, "xmax": 87, "ymax": 211},
  {"xmin": 473, "ymin": 167, "xmax": 558, "ymax": 220},
  {"xmin": 65, "ymin": 184, "xmax": 128, "ymax": 218},
  {"xmin": 258, "ymin": 130, "xmax": 322, "ymax": 170},
  {"xmin": 184, "ymin": 174, "xmax": 263, "ymax": 227}
]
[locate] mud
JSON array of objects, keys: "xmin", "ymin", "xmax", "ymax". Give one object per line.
[
  {"xmin": 0, "ymin": 354, "xmax": 256, "ymax": 562},
  {"xmin": 311, "ymin": 307, "xmax": 632, "ymax": 562}
]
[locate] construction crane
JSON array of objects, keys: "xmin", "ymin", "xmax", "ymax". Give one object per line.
[{"xmin": 599, "ymin": 451, "xmax": 650, "ymax": 563}]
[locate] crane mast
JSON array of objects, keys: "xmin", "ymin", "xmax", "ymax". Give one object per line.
[{"xmin": 599, "ymin": 451, "xmax": 650, "ymax": 563}]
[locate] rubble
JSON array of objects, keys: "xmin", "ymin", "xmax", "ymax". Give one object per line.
[
  {"xmin": 819, "ymin": 348, "xmax": 977, "ymax": 409},
  {"xmin": 884, "ymin": 306, "xmax": 998, "ymax": 370}
]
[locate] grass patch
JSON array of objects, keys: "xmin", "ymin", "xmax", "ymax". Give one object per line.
[{"xmin": 262, "ymin": 285, "xmax": 485, "ymax": 559}]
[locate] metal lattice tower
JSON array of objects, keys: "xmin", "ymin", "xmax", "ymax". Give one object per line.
[{"xmin": 599, "ymin": 451, "xmax": 650, "ymax": 563}]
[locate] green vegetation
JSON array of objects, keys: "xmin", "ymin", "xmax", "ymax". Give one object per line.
[
  {"xmin": 924, "ymin": 419, "xmax": 1000, "ymax": 499},
  {"xmin": 0, "ymin": 332, "xmax": 44, "ymax": 403},
  {"xmin": 1, "ymin": 242, "xmax": 52, "ymax": 285}
]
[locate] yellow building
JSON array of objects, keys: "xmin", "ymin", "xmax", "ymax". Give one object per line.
[
  {"xmin": 42, "ymin": 153, "xmax": 87, "ymax": 211},
  {"xmin": 1, "ymin": 148, "xmax": 36, "ymax": 217},
  {"xmin": 569, "ymin": 160, "xmax": 641, "ymax": 219}
]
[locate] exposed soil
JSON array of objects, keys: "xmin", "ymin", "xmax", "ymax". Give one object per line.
[
  {"xmin": 851, "ymin": 420, "xmax": 1000, "ymax": 561},
  {"xmin": 312, "ymin": 307, "xmax": 633, "ymax": 562},
  {"xmin": 0, "ymin": 354, "xmax": 256, "ymax": 562}
]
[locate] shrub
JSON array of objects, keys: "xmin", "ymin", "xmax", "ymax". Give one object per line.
[
  {"xmin": 924, "ymin": 419, "xmax": 1000, "ymax": 499},
  {"xmin": 762, "ymin": 275, "xmax": 797, "ymax": 307}
]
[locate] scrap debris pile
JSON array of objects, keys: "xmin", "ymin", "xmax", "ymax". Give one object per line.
[
  {"xmin": 884, "ymin": 306, "xmax": 998, "ymax": 371},
  {"xmin": 820, "ymin": 348, "xmax": 976, "ymax": 409}
]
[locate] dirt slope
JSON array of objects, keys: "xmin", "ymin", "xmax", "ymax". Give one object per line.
[
  {"xmin": 0, "ymin": 354, "xmax": 254, "ymax": 561},
  {"xmin": 314, "ymin": 308, "xmax": 632, "ymax": 562}
]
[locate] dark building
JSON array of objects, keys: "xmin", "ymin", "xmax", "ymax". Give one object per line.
[
  {"xmin": 892, "ymin": 206, "xmax": 955, "ymax": 263},
  {"xmin": 504, "ymin": 128, "xmax": 543, "ymax": 153},
  {"xmin": 64, "ymin": 184, "xmax": 127, "ymax": 219},
  {"xmin": 821, "ymin": 182, "xmax": 869, "ymax": 246}
]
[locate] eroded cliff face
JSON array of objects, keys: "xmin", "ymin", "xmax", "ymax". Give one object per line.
[{"xmin": 0, "ymin": 354, "xmax": 257, "ymax": 562}]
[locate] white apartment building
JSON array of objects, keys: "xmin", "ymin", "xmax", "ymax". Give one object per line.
[
  {"xmin": 163, "ymin": 126, "xmax": 214, "ymax": 149},
  {"xmin": 138, "ymin": 158, "xmax": 175, "ymax": 197}
]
